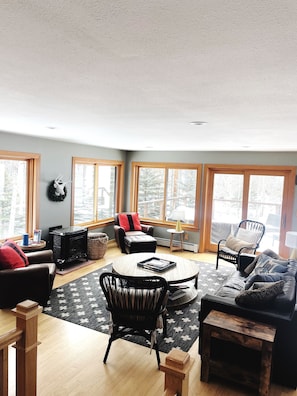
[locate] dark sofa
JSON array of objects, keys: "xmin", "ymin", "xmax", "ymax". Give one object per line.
[
  {"xmin": 198, "ymin": 252, "xmax": 297, "ymax": 388},
  {"xmin": 0, "ymin": 249, "xmax": 56, "ymax": 308}
]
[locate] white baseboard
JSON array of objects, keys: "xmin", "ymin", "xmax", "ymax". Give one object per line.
[{"xmin": 155, "ymin": 237, "xmax": 198, "ymax": 253}]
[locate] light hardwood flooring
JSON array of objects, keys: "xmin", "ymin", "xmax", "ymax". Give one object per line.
[{"xmin": 1, "ymin": 243, "xmax": 296, "ymax": 396}]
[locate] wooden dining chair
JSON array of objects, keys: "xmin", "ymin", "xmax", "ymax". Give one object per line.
[{"xmin": 99, "ymin": 272, "xmax": 169, "ymax": 367}]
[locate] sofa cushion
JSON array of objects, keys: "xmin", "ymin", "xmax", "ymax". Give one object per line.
[
  {"xmin": 273, "ymin": 275, "xmax": 296, "ymax": 311},
  {"xmin": 118, "ymin": 213, "xmax": 142, "ymax": 232},
  {"xmin": 3, "ymin": 240, "xmax": 29, "ymax": 266},
  {"xmin": 225, "ymin": 235, "xmax": 255, "ymax": 252},
  {"xmin": 235, "ymin": 280, "xmax": 285, "ymax": 308},
  {"xmin": 0, "ymin": 245, "xmax": 26, "ymax": 269},
  {"xmin": 215, "ymin": 271, "xmax": 246, "ymax": 298},
  {"xmin": 286, "ymin": 260, "xmax": 297, "ymax": 279}
]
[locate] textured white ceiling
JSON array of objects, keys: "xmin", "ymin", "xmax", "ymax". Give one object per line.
[{"xmin": 1, "ymin": 1, "xmax": 297, "ymax": 151}]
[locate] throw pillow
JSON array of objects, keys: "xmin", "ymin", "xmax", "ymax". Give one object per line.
[
  {"xmin": 245, "ymin": 273, "xmax": 284, "ymax": 290},
  {"xmin": 236, "ymin": 228, "xmax": 259, "ymax": 244},
  {"xmin": 245, "ymin": 254, "xmax": 288, "ymax": 284},
  {"xmin": 118, "ymin": 213, "xmax": 142, "ymax": 232},
  {"xmin": 252, "ymin": 282, "xmax": 276, "ymax": 289},
  {"xmin": 225, "ymin": 235, "xmax": 255, "ymax": 252},
  {"xmin": 261, "ymin": 249, "xmax": 281, "ymax": 260},
  {"xmin": 0, "ymin": 245, "xmax": 26, "ymax": 269},
  {"xmin": 244, "ymin": 249, "xmax": 283, "ymax": 275},
  {"xmin": 3, "ymin": 239, "xmax": 29, "ymax": 266},
  {"xmin": 235, "ymin": 280, "xmax": 285, "ymax": 308}
]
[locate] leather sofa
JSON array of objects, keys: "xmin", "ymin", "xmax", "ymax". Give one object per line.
[
  {"xmin": 198, "ymin": 251, "xmax": 297, "ymax": 388},
  {"xmin": 0, "ymin": 249, "xmax": 56, "ymax": 308}
]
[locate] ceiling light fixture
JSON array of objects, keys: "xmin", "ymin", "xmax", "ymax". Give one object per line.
[{"xmin": 190, "ymin": 121, "xmax": 207, "ymax": 126}]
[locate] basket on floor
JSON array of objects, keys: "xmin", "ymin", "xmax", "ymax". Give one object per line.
[{"xmin": 87, "ymin": 232, "xmax": 109, "ymax": 260}]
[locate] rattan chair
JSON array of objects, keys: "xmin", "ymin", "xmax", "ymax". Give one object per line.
[
  {"xmin": 99, "ymin": 272, "xmax": 169, "ymax": 367},
  {"xmin": 216, "ymin": 219, "xmax": 265, "ymax": 270}
]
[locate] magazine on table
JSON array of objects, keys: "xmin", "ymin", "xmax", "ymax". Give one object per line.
[{"xmin": 137, "ymin": 257, "xmax": 176, "ymax": 273}]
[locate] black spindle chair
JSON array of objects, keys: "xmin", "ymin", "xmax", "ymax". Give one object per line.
[{"xmin": 99, "ymin": 272, "xmax": 169, "ymax": 367}]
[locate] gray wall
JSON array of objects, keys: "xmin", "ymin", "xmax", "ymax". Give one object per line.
[
  {"xmin": 1, "ymin": 131, "xmax": 126, "ymax": 241},
  {"xmin": 1, "ymin": 130, "xmax": 297, "ymax": 248}
]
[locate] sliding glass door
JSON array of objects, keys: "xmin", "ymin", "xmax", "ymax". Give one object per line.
[{"xmin": 202, "ymin": 165, "xmax": 296, "ymax": 257}]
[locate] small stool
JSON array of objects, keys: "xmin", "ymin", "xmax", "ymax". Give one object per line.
[
  {"xmin": 124, "ymin": 234, "xmax": 157, "ymax": 254},
  {"xmin": 167, "ymin": 229, "xmax": 184, "ymax": 252},
  {"xmin": 201, "ymin": 310, "xmax": 276, "ymax": 396}
]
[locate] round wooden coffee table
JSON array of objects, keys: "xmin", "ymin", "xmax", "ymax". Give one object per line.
[{"xmin": 112, "ymin": 252, "xmax": 199, "ymax": 307}]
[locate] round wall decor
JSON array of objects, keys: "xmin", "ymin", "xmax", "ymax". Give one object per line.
[{"xmin": 47, "ymin": 180, "xmax": 67, "ymax": 202}]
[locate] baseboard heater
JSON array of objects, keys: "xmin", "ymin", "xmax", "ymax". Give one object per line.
[{"xmin": 155, "ymin": 237, "xmax": 198, "ymax": 253}]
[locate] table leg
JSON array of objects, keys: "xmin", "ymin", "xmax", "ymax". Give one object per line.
[{"xmin": 170, "ymin": 234, "xmax": 174, "ymax": 252}]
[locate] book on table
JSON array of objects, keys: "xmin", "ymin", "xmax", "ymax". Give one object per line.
[
  {"xmin": 137, "ymin": 257, "xmax": 176, "ymax": 273},
  {"xmin": 168, "ymin": 284, "xmax": 189, "ymax": 300}
]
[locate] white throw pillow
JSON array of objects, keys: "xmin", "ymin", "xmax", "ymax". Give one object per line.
[
  {"xmin": 225, "ymin": 235, "xmax": 255, "ymax": 252},
  {"xmin": 236, "ymin": 227, "xmax": 260, "ymax": 244}
]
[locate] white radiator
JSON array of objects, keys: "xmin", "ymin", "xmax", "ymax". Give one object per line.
[{"xmin": 155, "ymin": 237, "xmax": 198, "ymax": 253}]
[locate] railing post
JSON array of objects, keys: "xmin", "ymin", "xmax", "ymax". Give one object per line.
[
  {"xmin": 12, "ymin": 300, "xmax": 42, "ymax": 396},
  {"xmin": 0, "ymin": 346, "xmax": 9, "ymax": 396},
  {"xmin": 160, "ymin": 348, "xmax": 194, "ymax": 396}
]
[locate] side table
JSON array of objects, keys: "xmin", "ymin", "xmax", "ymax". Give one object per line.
[
  {"xmin": 18, "ymin": 240, "xmax": 47, "ymax": 252},
  {"xmin": 167, "ymin": 229, "xmax": 184, "ymax": 252},
  {"xmin": 201, "ymin": 310, "xmax": 276, "ymax": 396}
]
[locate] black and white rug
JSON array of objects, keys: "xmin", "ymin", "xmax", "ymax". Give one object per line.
[{"xmin": 44, "ymin": 261, "xmax": 234, "ymax": 353}]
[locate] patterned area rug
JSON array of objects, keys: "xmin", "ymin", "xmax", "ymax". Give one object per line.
[{"xmin": 44, "ymin": 261, "xmax": 234, "ymax": 353}]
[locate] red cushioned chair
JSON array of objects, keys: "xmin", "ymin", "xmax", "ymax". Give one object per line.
[
  {"xmin": 114, "ymin": 212, "xmax": 156, "ymax": 254},
  {"xmin": 0, "ymin": 249, "xmax": 56, "ymax": 308}
]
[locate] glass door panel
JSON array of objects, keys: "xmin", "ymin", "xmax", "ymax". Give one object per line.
[
  {"xmin": 247, "ymin": 175, "xmax": 284, "ymax": 251},
  {"xmin": 211, "ymin": 174, "xmax": 244, "ymax": 244},
  {"xmin": 204, "ymin": 165, "xmax": 294, "ymax": 256}
]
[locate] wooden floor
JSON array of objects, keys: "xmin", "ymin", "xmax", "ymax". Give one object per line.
[{"xmin": 1, "ymin": 244, "xmax": 296, "ymax": 396}]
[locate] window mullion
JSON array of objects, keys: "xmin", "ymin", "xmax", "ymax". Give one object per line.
[
  {"xmin": 94, "ymin": 164, "xmax": 99, "ymax": 221},
  {"xmin": 163, "ymin": 169, "xmax": 168, "ymax": 221}
]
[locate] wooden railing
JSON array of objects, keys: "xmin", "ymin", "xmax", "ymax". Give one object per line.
[
  {"xmin": 0, "ymin": 300, "xmax": 42, "ymax": 396},
  {"xmin": 160, "ymin": 348, "xmax": 194, "ymax": 396}
]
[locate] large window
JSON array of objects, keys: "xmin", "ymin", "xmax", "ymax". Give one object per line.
[
  {"xmin": 72, "ymin": 157, "xmax": 124, "ymax": 227},
  {"xmin": 131, "ymin": 162, "xmax": 202, "ymax": 228},
  {"xmin": 0, "ymin": 151, "xmax": 39, "ymax": 241}
]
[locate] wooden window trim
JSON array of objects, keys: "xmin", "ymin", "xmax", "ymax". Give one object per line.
[
  {"xmin": 0, "ymin": 150, "xmax": 40, "ymax": 241},
  {"xmin": 71, "ymin": 157, "xmax": 125, "ymax": 228},
  {"xmin": 130, "ymin": 161, "xmax": 202, "ymax": 230},
  {"xmin": 200, "ymin": 163, "xmax": 296, "ymax": 255}
]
